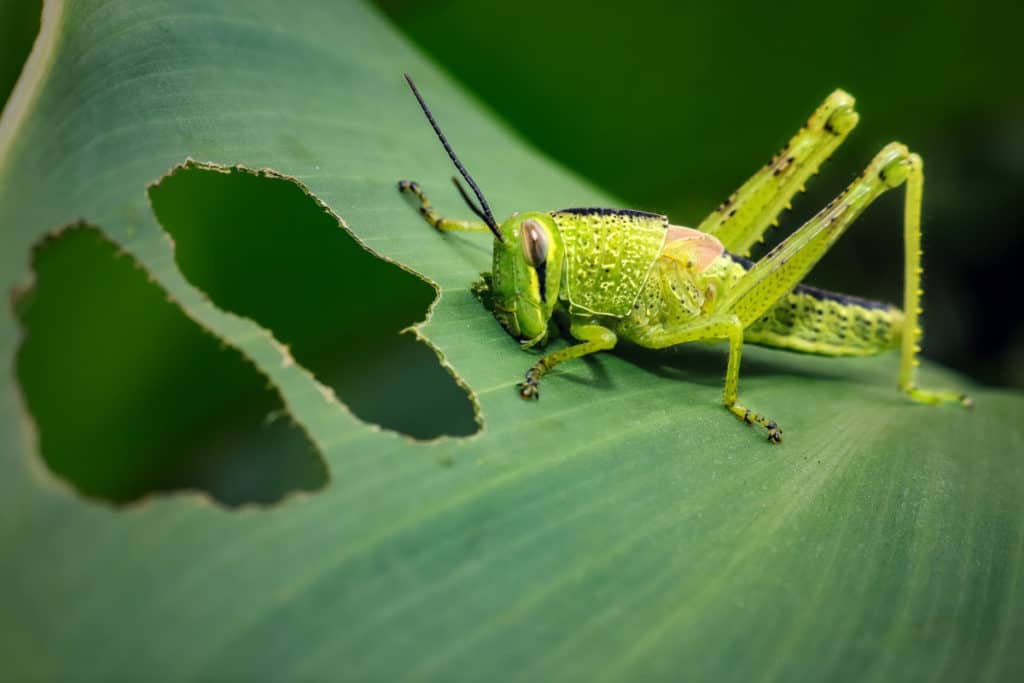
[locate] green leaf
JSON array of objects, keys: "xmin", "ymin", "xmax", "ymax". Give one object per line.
[{"xmin": 1, "ymin": 2, "xmax": 1021, "ymax": 681}]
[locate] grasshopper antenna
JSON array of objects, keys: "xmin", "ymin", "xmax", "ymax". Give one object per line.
[
  {"xmin": 450, "ymin": 176, "xmax": 491, "ymax": 226},
  {"xmin": 404, "ymin": 73, "xmax": 504, "ymax": 242}
]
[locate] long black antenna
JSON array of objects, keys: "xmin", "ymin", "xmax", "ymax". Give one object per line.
[
  {"xmin": 404, "ymin": 74, "xmax": 503, "ymax": 242},
  {"xmin": 450, "ymin": 176, "xmax": 489, "ymax": 224}
]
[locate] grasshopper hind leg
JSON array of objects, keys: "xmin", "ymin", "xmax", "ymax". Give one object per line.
[
  {"xmin": 893, "ymin": 158, "xmax": 973, "ymax": 408},
  {"xmin": 718, "ymin": 143, "xmax": 970, "ymax": 415},
  {"xmin": 698, "ymin": 90, "xmax": 859, "ymax": 257},
  {"xmin": 637, "ymin": 143, "xmax": 969, "ymax": 444}
]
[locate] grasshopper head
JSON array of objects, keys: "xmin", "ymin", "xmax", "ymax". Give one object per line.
[
  {"xmin": 400, "ymin": 75, "xmax": 561, "ymax": 346},
  {"xmin": 490, "ymin": 212, "xmax": 564, "ymax": 347}
]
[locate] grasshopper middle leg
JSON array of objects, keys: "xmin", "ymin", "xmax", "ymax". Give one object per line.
[{"xmin": 635, "ymin": 315, "xmax": 783, "ymax": 443}]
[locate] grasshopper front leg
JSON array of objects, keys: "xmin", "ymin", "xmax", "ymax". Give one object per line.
[
  {"xmin": 398, "ymin": 180, "xmax": 493, "ymax": 233},
  {"xmin": 520, "ymin": 322, "xmax": 617, "ymax": 399}
]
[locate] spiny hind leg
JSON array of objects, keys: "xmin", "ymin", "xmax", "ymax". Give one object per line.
[
  {"xmin": 397, "ymin": 180, "xmax": 492, "ymax": 233},
  {"xmin": 894, "ymin": 156, "xmax": 972, "ymax": 407},
  {"xmin": 715, "ymin": 142, "xmax": 969, "ymax": 408},
  {"xmin": 698, "ymin": 90, "xmax": 859, "ymax": 257},
  {"xmin": 635, "ymin": 315, "xmax": 782, "ymax": 443}
]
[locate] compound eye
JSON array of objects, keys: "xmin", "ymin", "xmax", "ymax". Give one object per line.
[{"xmin": 520, "ymin": 219, "xmax": 548, "ymax": 268}]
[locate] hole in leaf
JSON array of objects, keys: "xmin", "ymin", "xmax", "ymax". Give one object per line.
[
  {"xmin": 149, "ymin": 163, "xmax": 479, "ymax": 440},
  {"xmin": 0, "ymin": 0, "xmax": 41, "ymax": 109},
  {"xmin": 13, "ymin": 226, "xmax": 327, "ymax": 507}
]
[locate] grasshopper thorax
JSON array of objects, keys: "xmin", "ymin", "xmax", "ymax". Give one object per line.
[{"xmin": 491, "ymin": 212, "xmax": 564, "ymax": 348}]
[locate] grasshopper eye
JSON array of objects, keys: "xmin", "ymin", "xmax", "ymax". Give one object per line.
[{"xmin": 520, "ymin": 219, "xmax": 548, "ymax": 268}]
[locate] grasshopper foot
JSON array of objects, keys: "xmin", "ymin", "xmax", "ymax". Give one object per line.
[
  {"xmin": 519, "ymin": 363, "xmax": 548, "ymax": 400},
  {"xmin": 519, "ymin": 380, "xmax": 539, "ymax": 400},
  {"xmin": 520, "ymin": 369, "xmax": 541, "ymax": 400},
  {"xmin": 904, "ymin": 385, "xmax": 972, "ymax": 409},
  {"xmin": 728, "ymin": 403, "xmax": 783, "ymax": 444}
]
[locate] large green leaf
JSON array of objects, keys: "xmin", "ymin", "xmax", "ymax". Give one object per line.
[{"xmin": 1, "ymin": 2, "xmax": 1021, "ymax": 681}]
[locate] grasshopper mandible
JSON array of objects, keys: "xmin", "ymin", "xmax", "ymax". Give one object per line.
[{"xmin": 398, "ymin": 75, "xmax": 970, "ymax": 443}]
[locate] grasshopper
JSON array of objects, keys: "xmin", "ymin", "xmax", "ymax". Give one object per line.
[{"xmin": 398, "ymin": 75, "xmax": 970, "ymax": 442}]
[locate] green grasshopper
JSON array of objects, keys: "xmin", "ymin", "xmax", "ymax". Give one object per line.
[{"xmin": 398, "ymin": 75, "xmax": 970, "ymax": 442}]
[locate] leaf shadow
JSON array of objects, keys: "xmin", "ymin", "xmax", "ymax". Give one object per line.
[
  {"xmin": 551, "ymin": 353, "xmax": 614, "ymax": 391},
  {"xmin": 616, "ymin": 341, "xmax": 886, "ymax": 390}
]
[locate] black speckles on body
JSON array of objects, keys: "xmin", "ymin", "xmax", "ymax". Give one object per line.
[
  {"xmin": 717, "ymin": 193, "xmax": 738, "ymax": 213},
  {"xmin": 745, "ymin": 287, "xmax": 902, "ymax": 355},
  {"xmin": 771, "ymin": 155, "xmax": 797, "ymax": 177},
  {"xmin": 554, "ymin": 207, "xmax": 666, "ymax": 221}
]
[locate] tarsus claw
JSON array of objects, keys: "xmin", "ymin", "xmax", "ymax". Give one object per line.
[{"xmin": 519, "ymin": 382, "xmax": 539, "ymax": 400}]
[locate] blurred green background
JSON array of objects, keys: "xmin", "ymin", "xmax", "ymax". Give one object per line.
[{"xmin": 3, "ymin": 0, "xmax": 1022, "ymax": 387}]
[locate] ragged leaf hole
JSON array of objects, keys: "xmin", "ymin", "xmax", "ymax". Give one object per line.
[
  {"xmin": 148, "ymin": 161, "xmax": 480, "ymax": 440},
  {"xmin": 13, "ymin": 225, "xmax": 328, "ymax": 507}
]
